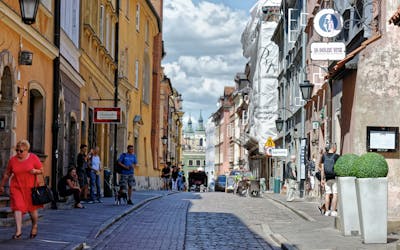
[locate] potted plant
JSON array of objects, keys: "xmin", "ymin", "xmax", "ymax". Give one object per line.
[
  {"xmin": 353, "ymin": 152, "xmax": 388, "ymax": 244},
  {"xmin": 334, "ymin": 153, "xmax": 360, "ymax": 236}
]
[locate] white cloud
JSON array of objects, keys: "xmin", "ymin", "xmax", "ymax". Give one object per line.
[{"xmin": 163, "ymin": 0, "xmax": 250, "ymax": 122}]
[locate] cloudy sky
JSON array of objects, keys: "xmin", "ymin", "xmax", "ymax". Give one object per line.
[{"xmin": 163, "ymin": 0, "xmax": 258, "ymax": 127}]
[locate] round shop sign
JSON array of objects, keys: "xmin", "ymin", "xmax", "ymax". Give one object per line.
[{"xmin": 313, "ymin": 9, "xmax": 343, "ymax": 38}]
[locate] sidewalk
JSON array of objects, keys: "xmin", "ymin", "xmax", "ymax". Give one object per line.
[
  {"xmin": 0, "ymin": 190, "xmax": 173, "ymax": 250},
  {"xmin": 264, "ymin": 192, "xmax": 400, "ymax": 250}
]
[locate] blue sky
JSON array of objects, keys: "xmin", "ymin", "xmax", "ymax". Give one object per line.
[{"xmin": 163, "ymin": 0, "xmax": 259, "ymax": 126}]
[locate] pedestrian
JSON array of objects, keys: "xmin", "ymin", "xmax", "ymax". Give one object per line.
[
  {"xmin": 88, "ymin": 146, "xmax": 102, "ymax": 203},
  {"xmin": 76, "ymin": 144, "xmax": 89, "ymax": 202},
  {"xmin": 161, "ymin": 162, "xmax": 171, "ymax": 190},
  {"xmin": 58, "ymin": 166, "xmax": 84, "ymax": 209},
  {"xmin": 117, "ymin": 145, "xmax": 137, "ymax": 205},
  {"xmin": 320, "ymin": 143, "xmax": 340, "ymax": 216},
  {"xmin": 286, "ymin": 155, "xmax": 297, "ymax": 202},
  {"xmin": 171, "ymin": 166, "xmax": 179, "ymax": 191},
  {"xmin": 0, "ymin": 139, "xmax": 43, "ymax": 239}
]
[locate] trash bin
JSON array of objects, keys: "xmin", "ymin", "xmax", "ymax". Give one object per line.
[
  {"xmin": 274, "ymin": 177, "xmax": 281, "ymax": 193},
  {"xmin": 104, "ymin": 169, "xmax": 113, "ymax": 197}
]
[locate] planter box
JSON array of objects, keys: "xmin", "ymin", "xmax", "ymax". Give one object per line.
[
  {"xmin": 337, "ymin": 177, "xmax": 360, "ymax": 236},
  {"xmin": 356, "ymin": 177, "xmax": 387, "ymax": 244}
]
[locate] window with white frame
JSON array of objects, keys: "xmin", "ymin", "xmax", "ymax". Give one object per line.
[
  {"xmin": 105, "ymin": 13, "xmax": 110, "ymax": 52},
  {"xmin": 135, "ymin": 59, "xmax": 139, "ymax": 89},
  {"xmin": 60, "ymin": 0, "xmax": 79, "ymax": 46},
  {"xmin": 99, "ymin": 5, "xmax": 104, "ymax": 42},
  {"xmin": 136, "ymin": 4, "xmax": 140, "ymax": 31}
]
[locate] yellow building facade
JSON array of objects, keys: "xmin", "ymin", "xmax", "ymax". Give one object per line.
[
  {"xmin": 0, "ymin": 1, "xmax": 57, "ymax": 182},
  {"xmin": 118, "ymin": 0, "xmax": 162, "ymax": 189}
]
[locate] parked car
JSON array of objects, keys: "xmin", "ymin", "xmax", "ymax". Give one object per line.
[{"xmin": 215, "ymin": 175, "xmax": 227, "ymax": 192}]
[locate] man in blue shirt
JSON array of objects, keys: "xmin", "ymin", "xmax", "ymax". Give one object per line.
[{"xmin": 117, "ymin": 145, "xmax": 138, "ymax": 205}]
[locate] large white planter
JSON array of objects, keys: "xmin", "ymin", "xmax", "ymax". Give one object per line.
[
  {"xmin": 356, "ymin": 177, "xmax": 388, "ymax": 244},
  {"xmin": 337, "ymin": 176, "xmax": 360, "ymax": 236}
]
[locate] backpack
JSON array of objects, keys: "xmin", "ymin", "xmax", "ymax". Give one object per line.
[
  {"xmin": 324, "ymin": 154, "xmax": 337, "ymax": 179},
  {"xmin": 115, "ymin": 153, "xmax": 126, "ymax": 174}
]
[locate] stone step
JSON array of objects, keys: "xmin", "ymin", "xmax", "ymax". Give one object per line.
[{"xmin": 0, "ymin": 196, "xmax": 10, "ymax": 208}]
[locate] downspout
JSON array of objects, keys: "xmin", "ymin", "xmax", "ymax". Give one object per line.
[
  {"xmin": 113, "ymin": 0, "xmax": 120, "ymax": 186},
  {"xmin": 300, "ymin": 0, "xmax": 308, "ymax": 198},
  {"xmin": 51, "ymin": 0, "xmax": 61, "ymax": 209}
]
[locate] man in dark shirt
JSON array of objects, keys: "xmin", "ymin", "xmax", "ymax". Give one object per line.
[
  {"xmin": 161, "ymin": 162, "xmax": 171, "ymax": 190},
  {"xmin": 320, "ymin": 144, "xmax": 340, "ymax": 216}
]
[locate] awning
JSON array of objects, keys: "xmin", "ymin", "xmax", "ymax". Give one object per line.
[{"xmin": 389, "ymin": 6, "xmax": 400, "ymax": 26}]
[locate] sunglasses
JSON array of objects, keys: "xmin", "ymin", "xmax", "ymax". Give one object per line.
[{"xmin": 16, "ymin": 149, "xmax": 25, "ymax": 153}]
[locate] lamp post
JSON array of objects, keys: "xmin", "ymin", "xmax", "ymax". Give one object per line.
[
  {"xmin": 161, "ymin": 135, "xmax": 168, "ymax": 164},
  {"xmin": 19, "ymin": 0, "xmax": 40, "ymax": 25}
]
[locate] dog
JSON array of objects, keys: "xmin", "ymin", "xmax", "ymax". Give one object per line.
[{"xmin": 114, "ymin": 186, "xmax": 128, "ymax": 205}]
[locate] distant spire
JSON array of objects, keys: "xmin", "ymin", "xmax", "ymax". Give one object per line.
[
  {"xmin": 196, "ymin": 110, "xmax": 205, "ymax": 131},
  {"xmin": 186, "ymin": 114, "xmax": 194, "ymax": 133}
]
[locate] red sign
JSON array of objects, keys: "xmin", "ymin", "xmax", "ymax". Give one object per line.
[{"xmin": 93, "ymin": 107, "xmax": 121, "ymax": 124}]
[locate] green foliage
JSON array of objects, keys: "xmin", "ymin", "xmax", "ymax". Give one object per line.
[
  {"xmin": 353, "ymin": 152, "xmax": 388, "ymax": 178},
  {"xmin": 334, "ymin": 153, "xmax": 359, "ymax": 177}
]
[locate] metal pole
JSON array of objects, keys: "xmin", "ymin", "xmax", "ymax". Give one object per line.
[
  {"xmin": 299, "ymin": 0, "xmax": 308, "ymax": 198},
  {"xmin": 50, "ymin": 0, "xmax": 61, "ymax": 209},
  {"xmin": 112, "ymin": 0, "xmax": 120, "ymax": 186}
]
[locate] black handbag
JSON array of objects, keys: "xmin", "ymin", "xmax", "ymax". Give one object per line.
[{"xmin": 31, "ymin": 174, "xmax": 54, "ymax": 205}]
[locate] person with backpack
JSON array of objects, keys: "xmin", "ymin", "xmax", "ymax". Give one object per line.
[
  {"xmin": 320, "ymin": 143, "xmax": 340, "ymax": 216},
  {"xmin": 117, "ymin": 145, "xmax": 137, "ymax": 205},
  {"xmin": 286, "ymin": 155, "xmax": 297, "ymax": 202}
]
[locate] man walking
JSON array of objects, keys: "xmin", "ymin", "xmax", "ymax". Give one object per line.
[
  {"xmin": 117, "ymin": 145, "xmax": 138, "ymax": 205},
  {"xmin": 320, "ymin": 143, "xmax": 340, "ymax": 216},
  {"xmin": 286, "ymin": 155, "xmax": 297, "ymax": 202}
]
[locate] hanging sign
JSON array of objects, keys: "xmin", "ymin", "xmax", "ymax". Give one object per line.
[
  {"xmin": 313, "ymin": 9, "xmax": 343, "ymax": 38},
  {"xmin": 311, "ymin": 42, "xmax": 346, "ymax": 60},
  {"xmin": 93, "ymin": 107, "xmax": 121, "ymax": 124}
]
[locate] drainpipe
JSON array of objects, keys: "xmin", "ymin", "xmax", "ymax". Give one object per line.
[
  {"xmin": 299, "ymin": 0, "xmax": 308, "ymax": 198},
  {"xmin": 51, "ymin": 0, "xmax": 61, "ymax": 209},
  {"xmin": 113, "ymin": 0, "xmax": 120, "ymax": 186}
]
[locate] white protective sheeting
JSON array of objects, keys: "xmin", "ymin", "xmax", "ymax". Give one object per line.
[{"xmin": 241, "ymin": 0, "xmax": 281, "ymax": 153}]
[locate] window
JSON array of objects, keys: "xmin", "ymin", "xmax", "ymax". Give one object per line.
[
  {"xmin": 189, "ymin": 160, "xmax": 193, "ymax": 166},
  {"xmin": 105, "ymin": 14, "xmax": 110, "ymax": 51},
  {"xmin": 136, "ymin": 4, "xmax": 140, "ymax": 31},
  {"xmin": 99, "ymin": 5, "xmax": 104, "ymax": 42},
  {"xmin": 60, "ymin": 0, "xmax": 79, "ymax": 46},
  {"xmin": 111, "ymin": 20, "xmax": 115, "ymax": 57},
  {"xmin": 81, "ymin": 102, "xmax": 86, "ymax": 143},
  {"xmin": 28, "ymin": 88, "xmax": 45, "ymax": 153},
  {"xmin": 142, "ymin": 52, "xmax": 150, "ymax": 104},
  {"xmin": 199, "ymin": 138, "xmax": 203, "ymax": 147},
  {"xmin": 145, "ymin": 19, "xmax": 149, "ymax": 43},
  {"xmin": 196, "ymin": 160, "xmax": 201, "ymax": 166},
  {"xmin": 135, "ymin": 59, "xmax": 139, "ymax": 88}
]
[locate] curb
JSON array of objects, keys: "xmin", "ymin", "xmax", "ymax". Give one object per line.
[
  {"xmin": 265, "ymin": 194, "xmax": 316, "ymax": 222},
  {"xmin": 72, "ymin": 192, "xmax": 176, "ymax": 250}
]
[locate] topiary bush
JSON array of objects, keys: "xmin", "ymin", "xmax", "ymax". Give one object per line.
[
  {"xmin": 334, "ymin": 153, "xmax": 359, "ymax": 177},
  {"xmin": 353, "ymin": 152, "xmax": 388, "ymax": 178}
]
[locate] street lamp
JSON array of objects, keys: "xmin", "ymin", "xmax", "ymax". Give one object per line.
[
  {"xmin": 299, "ymin": 80, "xmax": 314, "ymax": 101},
  {"xmin": 275, "ymin": 117, "xmax": 284, "ymax": 133},
  {"xmin": 19, "ymin": 0, "xmax": 40, "ymax": 25},
  {"xmin": 161, "ymin": 135, "xmax": 168, "ymax": 145}
]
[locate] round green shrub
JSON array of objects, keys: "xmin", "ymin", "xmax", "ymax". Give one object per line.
[
  {"xmin": 353, "ymin": 152, "xmax": 388, "ymax": 178},
  {"xmin": 334, "ymin": 153, "xmax": 359, "ymax": 177}
]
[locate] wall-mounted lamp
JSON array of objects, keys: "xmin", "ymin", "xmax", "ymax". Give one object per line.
[
  {"xmin": 15, "ymin": 86, "xmax": 27, "ymax": 104},
  {"xmin": 19, "ymin": 50, "xmax": 33, "ymax": 65},
  {"xmin": 19, "ymin": 0, "xmax": 40, "ymax": 25},
  {"xmin": 161, "ymin": 135, "xmax": 168, "ymax": 145}
]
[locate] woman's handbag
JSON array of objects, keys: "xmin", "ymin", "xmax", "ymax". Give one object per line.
[{"xmin": 31, "ymin": 174, "xmax": 54, "ymax": 205}]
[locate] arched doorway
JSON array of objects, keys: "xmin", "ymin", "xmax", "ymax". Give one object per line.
[{"xmin": 0, "ymin": 64, "xmax": 16, "ymax": 175}]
